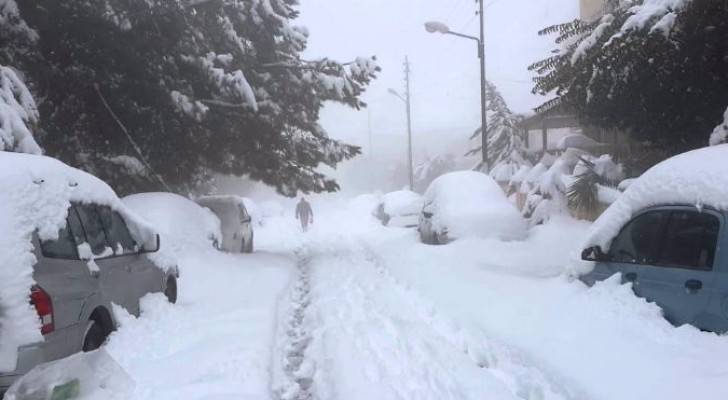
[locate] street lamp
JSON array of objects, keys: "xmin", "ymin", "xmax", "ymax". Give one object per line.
[
  {"xmin": 388, "ymin": 85, "xmax": 414, "ymax": 191},
  {"xmin": 425, "ymin": 13, "xmax": 489, "ymax": 172}
]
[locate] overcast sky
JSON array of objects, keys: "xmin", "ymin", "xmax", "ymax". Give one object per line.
[{"xmin": 297, "ymin": 0, "xmax": 577, "ymax": 147}]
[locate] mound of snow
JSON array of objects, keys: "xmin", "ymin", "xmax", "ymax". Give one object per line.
[
  {"xmin": 424, "ymin": 171, "xmax": 527, "ymax": 240},
  {"xmin": 123, "ymin": 192, "xmax": 221, "ymax": 253},
  {"xmin": 347, "ymin": 193, "xmax": 381, "ymax": 217},
  {"xmin": 382, "ymin": 190, "xmax": 423, "ymax": 217},
  {"xmin": 586, "ymin": 144, "xmax": 728, "ymax": 250},
  {"xmin": 0, "ymin": 152, "xmax": 156, "ymax": 372}
]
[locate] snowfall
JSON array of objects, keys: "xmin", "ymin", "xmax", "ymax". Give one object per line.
[{"xmin": 5, "ymin": 182, "xmax": 728, "ymax": 400}]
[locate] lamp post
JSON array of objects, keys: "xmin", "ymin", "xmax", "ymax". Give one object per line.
[
  {"xmin": 388, "ymin": 58, "xmax": 414, "ymax": 191},
  {"xmin": 425, "ymin": 9, "xmax": 489, "ymax": 172}
]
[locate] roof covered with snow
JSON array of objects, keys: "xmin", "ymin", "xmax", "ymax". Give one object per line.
[{"xmin": 585, "ymin": 144, "xmax": 728, "ymax": 250}]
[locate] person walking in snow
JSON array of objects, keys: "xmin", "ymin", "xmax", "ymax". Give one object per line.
[{"xmin": 295, "ymin": 197, "xmax": 313, "ymax": 232}]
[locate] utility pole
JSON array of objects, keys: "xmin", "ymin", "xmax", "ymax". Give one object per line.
[
  {"xmin": 404, "ymin": 57, "xmax": 414, "ymax": 191},
  {"xmin": 478, "ymin": 0, "xmax": 489, "ymax": 172},
  {"xmin": 387, "ymin": 58, "xmax": 415, "ymax": 191}
]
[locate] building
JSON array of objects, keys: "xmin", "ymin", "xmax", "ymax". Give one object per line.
[{"xmin": 580, "ymin": 0, "xmax": 621, "ymax": 21}]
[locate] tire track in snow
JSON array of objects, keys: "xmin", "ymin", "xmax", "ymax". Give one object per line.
[
  {"xmin": 273, "ymin": 251, "xmax": 315, "ymax": 400},
  {"xmin": 359, "ymin": 242, "xmax": 588, "ymax": 400}
]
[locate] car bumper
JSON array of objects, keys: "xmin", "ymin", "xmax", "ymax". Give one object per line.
[{"xmin": 0, "ymin": 343, "xmax": 44, "ymax": 394}]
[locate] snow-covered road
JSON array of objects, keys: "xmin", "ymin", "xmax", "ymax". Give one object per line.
[{"xmin": 70, "ymin": 205, "xmax": 728, "ymax": 400}]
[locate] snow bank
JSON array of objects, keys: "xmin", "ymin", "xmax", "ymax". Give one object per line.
[
  {"xmin": 382, "ymin": 190, "xmax": 423, "ymax": 217},
  {"xmin": 586, "ymin": 144, "xmax": 728, "ymax": 250},
  {"xmin": 0, "ymin": 152, "xmax": 156, "ymax": 372},
  {"xmin": 122, "ymin": 192, "xmax": 221, "ymax": 253},
  {"xmin": 4, "ymin": 349, "xmax": 134, "ymax": 400},
  {"xmin": 424, "ymin": 171, "xmax": 527, "ymax": 240}
]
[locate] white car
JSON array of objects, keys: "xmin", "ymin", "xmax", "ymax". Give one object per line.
[
  {"xmin": 418, "ymin": 171, "xmax": 527, "ymax": 244},
  {"xmin": 123, "ymin": 192, "xmax": 222, "ymax": 251},
  {"xmin": 196, "ymin": 195, "xmax": 254, "ymax": 253},
  {"xmin": 375, "ymin": 190, "xmax": 424, "ymax": 228}
]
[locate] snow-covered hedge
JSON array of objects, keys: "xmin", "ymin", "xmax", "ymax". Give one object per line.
[
  {"xmin": 0, "ymin": 153, "xmax": 157, "ymax": 372},
  {"xmin": 585, "ymin": 144, "xmax": 728, "ymax": 251}
]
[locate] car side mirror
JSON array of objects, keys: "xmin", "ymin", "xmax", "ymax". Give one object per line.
[
  {"xmin": 581, "ymin": 246, "xmax": 607, "ymax": 262},
  {"xmin": 141, "ymin": 234, "xmax": 160, "ymax": 253}
]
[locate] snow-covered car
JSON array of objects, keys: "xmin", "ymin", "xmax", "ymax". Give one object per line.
[
  {"xmin": 0, "ymin": 153, "xmax": 178, "ymax": 394},
  {"xmin": 123, "ymin": 192, "xmax": 222, "ymax": 251},
  {"xmin": 374, "ymin": 190, "xmax": 424, "ymax": 228},
  {"xmin": 580, "ymin": 145, "xmax": 728, "ymax": 333},
  {"xmin": 418, "ymin": 171, "xmax": 527, "ymax": 244},
  {"xmin": 196, "ymin": 195, "xmax": 254, "ymax": 253}
]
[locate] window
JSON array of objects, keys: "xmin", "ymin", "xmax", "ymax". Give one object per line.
[
  {"xmin": 40, "ymin": 208, "xmax": 81, "ymax": 259},
  {"xmin": 74, "ymin": 204, "xmax": 111, "ymax": 256},
  {"xmin": 656, "ymin": 211, "xmax": 719, "ymax": 270},
  {"xmin": 609, "ymin": 211, "xmax": 669, "ymax": 264},
  {"xmin": 97, "ymin": 206, "xmax": 137, "ymax": 255}
]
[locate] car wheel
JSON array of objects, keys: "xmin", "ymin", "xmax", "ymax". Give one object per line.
[
  {"xmin": 164, "ymin": 277, "xmax": 178, "ymax": 304},
  {"xmin": 82, "ymin": 321, "xmax": 107, "ymax": 352}
]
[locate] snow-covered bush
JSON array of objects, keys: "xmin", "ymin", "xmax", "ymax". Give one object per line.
[
  {"xmin": 424, "ymin": 171, "xmax": 527, "ymax": 240},
  {"xmin": 0, "ymin": 65, "xmax": 41, "ymax": 154}
]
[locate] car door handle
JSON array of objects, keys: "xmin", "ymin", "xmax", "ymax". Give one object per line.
[
  {"xmin": 685, "ymin": 279, "xmax": 703, "ymax": 293},
  {"xmin": 624, "ymin": 272, "xmax": 638, "ymax": 283}
]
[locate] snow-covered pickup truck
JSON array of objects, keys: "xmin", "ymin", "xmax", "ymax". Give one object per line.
[
  {"xmin": 0, "ymin": 152, "xmax": 178, "ymax": 395},
  {"xmin": 579, "ymin": 145, "xmax": 728, "ymax": 333}
]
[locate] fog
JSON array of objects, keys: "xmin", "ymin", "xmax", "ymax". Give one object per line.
[{"xmin": 217, "ymin": 0, "xmax": 577, "ymax": 202}]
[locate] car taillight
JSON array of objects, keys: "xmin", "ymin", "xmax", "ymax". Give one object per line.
[{"xmin": 30, "ymin": 285, "xmax": 54, "ymax": 335}]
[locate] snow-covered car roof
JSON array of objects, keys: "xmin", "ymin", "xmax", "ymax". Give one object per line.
[
  {"xmin": 196, "ymin": 194, "xmax": 247, "ymax": 209},
  {"xmin": 123, "ymin": 192, "xmax": 222, "ymax": 251},
  {"xmin": 585, "ymin": 144, "xmax": 728, "ymax": 250},
  {"xmin": 0, "ymin": 152, "xmax": 156, "ymax": 372},
  {"xmin": 382, "ymin": 190, "xmax": 423, "ymax": 216},
  {"xmin": 424, "ymin": 171, "xmax": 527, "ymax": 240}
]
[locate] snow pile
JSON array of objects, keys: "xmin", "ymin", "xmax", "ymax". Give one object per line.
[
  {"xmin": 0, "ymin": 152, "xmax": 156, "ymax": 372},
  {"xmin": 586, "ymin": 144, "xmax": 728, "ymax": 250},
  {"xmin": 382, "ymin": 190, "xmax": 423, "ymax": 217},
  {"xmin": 424, "ymin": 171, "xmax": 527, "ymax": 240},
  {"xmin": 122, "ymin": 192, "xmax": 222, "ymax": 253},
  {"xmin": 4, "ymin": 349, "xmax": 134, "ymax": 400},
  {"xmin": 0, "ymin": 65, "xmax": 41, "ymax": 154},
  {"xmin": 709, "ymin": 106, "xmax": 728, "ymax": 146},
  {"xmin": 347, "ymin": 193, "xmax": 381, "ymax": 218}
]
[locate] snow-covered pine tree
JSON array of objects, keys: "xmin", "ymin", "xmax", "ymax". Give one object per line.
[
  {"xmin": 530, "ymin": 0, "xmax": 728, "ymax": 158},
  {"xmin": 7, "ymin": 0, "xmax": 379, "ymax": 195},
  {"xmin": 467, "ymin": 80, "xmax": 529, "ymax": 181},
  {"xmin": 0, "ymin": 0, "xmax": 40, "ymax": 154}
]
